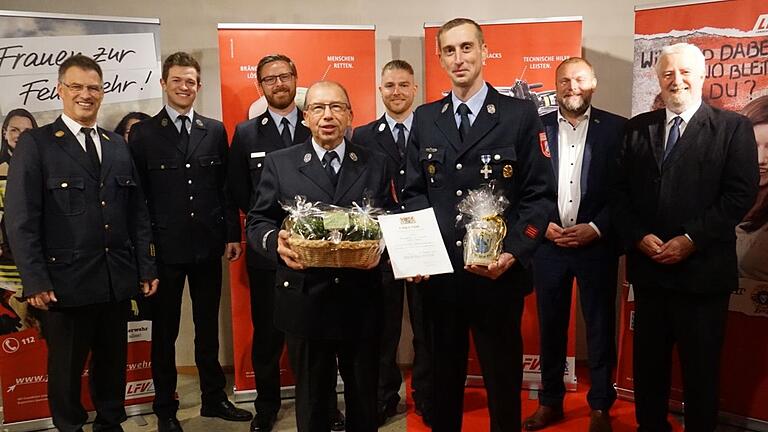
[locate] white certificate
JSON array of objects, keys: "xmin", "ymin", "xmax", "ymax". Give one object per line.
[{"xmin": 378, "ymin": 208, "xmax": 454, "ymax": 280}]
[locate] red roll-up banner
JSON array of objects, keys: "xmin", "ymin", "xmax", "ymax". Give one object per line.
[
  {"xmin": 423, "ymin": 17, "xmax": 583, "ymax": 390},
  {"xmin": 617, "ymin": 1, "xmax": 768, "ymax": 429},
  {"xmin": 217, "ymin": 23, "xmax": 377, "ymax": 400}
]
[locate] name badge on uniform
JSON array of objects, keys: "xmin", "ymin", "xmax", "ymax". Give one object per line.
[{"xmin": 250, "ymin": 152, "xmax": 266, "ymax": 159}]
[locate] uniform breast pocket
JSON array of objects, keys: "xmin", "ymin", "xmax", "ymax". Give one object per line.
[
  {"xmin": 486, "ymin": 147, "xmax": 517, "ymax": 185},
  {"xmin": 147, "ymin": 159, "xmax": 178, "ymax": 173},
  {"xmin": 199, "ymin": 155, "xmax": 223, "ymax": 188},
  {"xmin": 114, "ymin": 175, "xmax": 137, "ymax": 201},
  {"xmin": 46, "ymin": 177, "xmax": 85, "ymax": 216},
  {"xmin": 420, "ymin": 147, "xmax": 446, "ymax": 189},
  {"xmin": 248, "ymin": 155, "xmax": 265, "ymax": 172}
]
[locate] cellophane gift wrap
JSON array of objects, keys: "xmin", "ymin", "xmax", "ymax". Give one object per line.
[{"xmin": 456, "ymin": 184, "xmax": 509, "ymax": 266}]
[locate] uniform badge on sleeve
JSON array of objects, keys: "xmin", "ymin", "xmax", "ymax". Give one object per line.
[
  {"xmin": 539, "ymin": 132, "xmax": 551, "ymax": 158},
  {"xmin": 524, "ymin": 224, "xmax": 539, "ymax": 239}
]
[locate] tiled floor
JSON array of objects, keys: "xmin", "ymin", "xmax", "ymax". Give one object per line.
[{"xmin": 115, "ymin": 372, "xmax": 407, "ymax": 432}]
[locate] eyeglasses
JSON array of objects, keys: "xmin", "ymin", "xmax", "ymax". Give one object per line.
[
  {"xmin": 60, "ymin": 82, "xmax": 103, "ymax": 94},
  {"xmin": 260, "ymin": 73, "xmax": 294, "ymax": 86},
  {"xmin": 306, "ymin": 103, "xmax": 350, "ymax": 115}
]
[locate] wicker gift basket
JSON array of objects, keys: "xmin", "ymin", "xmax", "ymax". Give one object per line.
[{"xmin": 282, "ymin": 196, "xmax": 384, "ymax": 268}]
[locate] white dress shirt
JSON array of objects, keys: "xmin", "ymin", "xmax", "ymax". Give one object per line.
[
  {"xmin": 312, "ymin": 139, "xmax": 346, "ymax": 173},
  {"xmin": 557, "ymin": 107, "xmax": 591, "ymax": 229},
  {"xmin": 664, "ymin": 99, "xmax": 701, "ymax": 150},
  {"xmin": 61, "ymin": 113, "xmax": 102, "ymax": 161}
]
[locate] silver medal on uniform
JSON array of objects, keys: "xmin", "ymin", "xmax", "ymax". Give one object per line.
[{"xmin": 480, "ymin": 154, "xmax": 492, "ymax": 179}]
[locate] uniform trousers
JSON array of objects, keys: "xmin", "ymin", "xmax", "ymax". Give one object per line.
[
  {"xmin": 377, "ymin": 269, "xmax": 432, "ymax": 408},
  {"xmin": 286, "ymin": 334, "xmax": 378, "ymax": 432},
  {"xmin": 429, "ymin": 289, "xmax": 524, "ymax": 432},
  {"xmin": 43, "ymin": 300, "xmax": 130, "ymax": 432},
  {"xmin": 151, "ymin": 258, "xmax": 226, "ymax": 419}
]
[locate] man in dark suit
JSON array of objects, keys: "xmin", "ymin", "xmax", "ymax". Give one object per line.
[
  {"xmin": 129, "ymin": 52, "xmax": 251, "ymax": 432},
  {"xmin": 5, "ymin": 54, "xmax": 157, "ymax": 432},
  {"xmin": 351, "ymin": 59, "xmax": 433, "ymax": 427},
  {"xmin": 523, "ymin": 57, "xmax": 625, "ymax": 432},
  {"xmin": 228, "ymin": 54, "xmax": 344, "ymax": 432},
  {"xmin": 247, "ymin": 81, "xmax": 392, "ymax": 432},
  {"xmin": 401, "ymin": 18, "xmax": 555, "ymax": 432},
  {"xmin": 612, "ymin": 43, "xmax": 758, "ymax": 432}
]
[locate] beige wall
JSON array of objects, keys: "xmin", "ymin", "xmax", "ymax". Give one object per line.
[{"xmin": 3, "ymin": 0, "xmax": 660, "ymax": 366}]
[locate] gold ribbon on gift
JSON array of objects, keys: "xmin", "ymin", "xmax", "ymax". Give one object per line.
[{"xmin": 482, "ymin": 214, "xmax": 507, "ymax": 259}]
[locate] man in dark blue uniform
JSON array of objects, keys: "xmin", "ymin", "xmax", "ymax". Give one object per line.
[
  {"xmin": 6, "ymin": 54, "xmax": 157, "ymax": 432},
  {"xmin": 247, "ymin": 81, "xmax": 392, "ymax": 432},
  {"xmin": 129, "ymin": 52, "xmax": 251, "ymax": 432},
  {"xmin": 228, "ymin": 54, "xmax": 344, "ymax": 432},
  {"xmin": 524, "ymin": 57, "xmax": 625, "ymax": 432},
  {"xmin": 401, "ymin": 18, "xmax": 555, "ymax": 431},
  {"xmin": 352, "ymin": 59, "xmax": 433, "ymax": 426}
]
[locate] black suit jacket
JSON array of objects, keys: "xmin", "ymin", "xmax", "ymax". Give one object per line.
[
  {"xmin": 352, "ymin": 114, "xmax": 412, "ymax": 204},
  {"xmin": 228, "ymin": 109, "xmax": 310, "ymax": 269},
  {"xmin": 536, "ymin": 107, "xmax": 626, "ymax": 260},
  {"xmin": 5, "ymin": 117, "xmax": 156, "ymax": 307},
  {"xmin": 401, "ymin": 85, "xmax": 556, "ymax": 302},
  {"xmin": 246, "ymin": 139, "xmax": 392, "ymax": 340},
  {"xmin": 612, "ymin": 103, "xmax": 758, "ymax": 294},
  {"xmin": 129, "ymin": 109, "xmax": 240, "ymax": 264}
]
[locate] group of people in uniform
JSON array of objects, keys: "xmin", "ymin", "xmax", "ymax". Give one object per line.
[{"xmin": 2, "ymin": 15, "xmax": 759, "ymax": 432}]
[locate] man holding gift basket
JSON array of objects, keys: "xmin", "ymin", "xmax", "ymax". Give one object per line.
[
  {"xmin": 401, "ymin": 18, "xmax": 555, "ymax": 432},
  {"xmin": 246, "ymin": 80, "xmax": 393, "ymax": 432}
]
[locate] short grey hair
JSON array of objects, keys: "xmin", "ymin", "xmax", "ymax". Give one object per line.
[{"xmin": 655, "ymin": 43, "xmax": 706, "ymax": 75}]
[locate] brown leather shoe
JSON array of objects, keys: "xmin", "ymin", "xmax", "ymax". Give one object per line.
[
  {"xmin": 589, "ymin": 410, "xmax": 612, "ymax": 432},
  {"xmin": 522, "ymin": 405, "xmax": 564, "ymax": 430}
]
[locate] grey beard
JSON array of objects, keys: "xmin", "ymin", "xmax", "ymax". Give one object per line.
[{"xmin": 559, "ymin": 96, "xmax": 590, "ymax": 117}]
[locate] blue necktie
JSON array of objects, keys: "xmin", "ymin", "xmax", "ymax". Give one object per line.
[
  {"xmin": 323, "ymin": 151, "xmax": 339, "ymax": 186},
  {"xmin": 280, "ymin": 117, "xmax": 292, "ymax": 147},
  {"xmin": 394, "ymin": 123, "xmax": 406, "ymax": 158},
  {"xmin": 664, "ymin": 116, "xmax": 682, "ymax": 161},
  {"xmin": 457, "ymin": 103, "xmax": 471, "ymax": 143}
]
